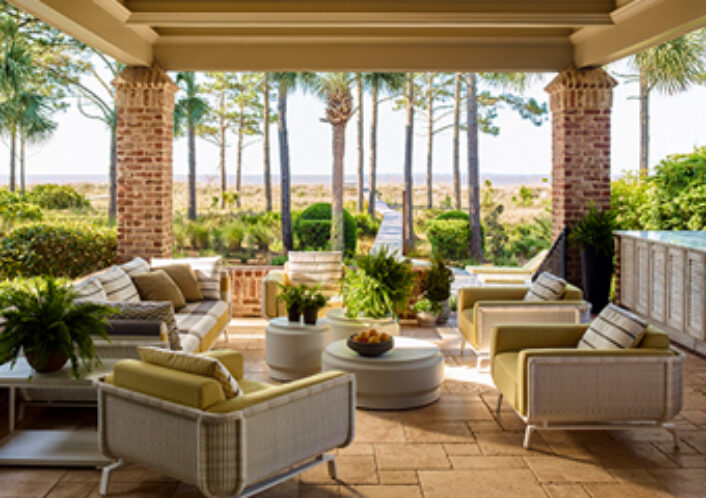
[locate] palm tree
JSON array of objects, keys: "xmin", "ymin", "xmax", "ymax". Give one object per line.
[
  {"xmin": 629, "ymin": 29, "xmax": 706, "ymax": 179},
  {"xmin": 466, "ymin": 73, "xmax": 482, "ymax": 261},
  {"xmin": 403, "ymin": 73, "xmax": 415, "ymax": 252},
  {"xmin": 356, "ymin": 73, "xmax": 364, "ymax": 212},
  {"xmin": 363, "ymin": 73, "xmax": 406, "ymax": 218},
  {"xmin": 174, "ymin": 72, "xmax": 208, "ymax": 220},
  {"xmin": 262, "ymin": 73, "xmax": 272, "ymax": 212},
  {"xmin": 307, "ymin": 73, "xmax": 355, "ymax": 252}
]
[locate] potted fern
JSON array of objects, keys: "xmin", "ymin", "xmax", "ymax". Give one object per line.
[
  {"xmin": 277, "ymin": 283, "xmax": 306, "ymax": 322},
  {"xmin": 300, "ymin": 286, "xmax": 327, "ymax": 325},
  {"xmin": 0, "ymin": 278, "xmax": 114, "ymax": 378},
  {"xmin": 569, "ymin": 205, "xmax": 617, "ymax": 313},
  {"xmin": 421, "ymin": 257, "xmax": 454, "ymax": 324}
]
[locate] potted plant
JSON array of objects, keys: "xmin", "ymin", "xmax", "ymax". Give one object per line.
[
  {"xmin": 277, "ymin": 283, "xmax": 305, "ymax": 322},
  {"xmin": 421, "ymin": 257, "xmax": 454, "ymax": 324},
  {"xmin": 569, "ymin": 205, "xmax": 618, "ymax": 313},
  {"xmin": 413, "ymin": 298, "xmax": 441, "ymax": 327},
  {"xmin": 0, "ymin": 278, "xmax": 114, "ymax": 378},
  {"xmin": 300, "ymin": 285, "xmax": 327, "ymax": 325}
]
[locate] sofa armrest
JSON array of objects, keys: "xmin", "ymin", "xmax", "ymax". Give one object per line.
[
  {"xmin": 201, "ymin": 349, "xmax": 244, "ymax": 380},
  {"xmin": 491, "ymin": 324, "xmax": 589, "ymax": 356},
  {"xmin": 457, "ymin": 286, "xmax": 528, "ymax": 314},
  {"xmin": 262, "ymin": 269, "xmax": 287, "ymax": 318}
]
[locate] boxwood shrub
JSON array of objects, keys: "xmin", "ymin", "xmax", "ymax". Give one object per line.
[
  {"xmin": 293, "ymin": 203, "xmax": 357, "ymax": 255},
  {"xmin": 0, "ymin": 190, "xmax": 43, "ymax": 225},
  {"xmin": 426, "ymin": 219, "xmax": 470, "ymax": 260},
  {"xmin": 26, "ymin": 184, "xmax": 90, "ymax": 210},
  {"xmin": 435, "ymin": 210, "xmax": 469, "ymax": 222},
  {"xmin": 0, "ymin": 223, "xmax": 116, "ymax": 279}
]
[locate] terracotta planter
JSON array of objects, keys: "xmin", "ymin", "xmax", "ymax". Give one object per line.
[{"xmin": 25, "ymin": 351, "xmax": 69, "ymax": 373}]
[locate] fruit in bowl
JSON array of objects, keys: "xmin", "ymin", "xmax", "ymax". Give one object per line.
[{"xmin": 347, "ymin": 328, "xmax": 394, "ymax": 357}]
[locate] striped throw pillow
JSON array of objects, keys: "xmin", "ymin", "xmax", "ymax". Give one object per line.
[
  {"xmin": 101, "ymin": 300, "xmax": 181, "ymax": 351},
  {"xmin": 97, "ymin": 266, "xmax": 140, "ymax": 303},
  {"xmin": 120, "ymin": 257, "xmax": 150, "ymax": 277},
  {"xmin": 73, "ymin": 277, "xmax": 107, "ymax": 301},
  {"xmin": 524, "ymin": 272, "xmax": 567, "ymax": 301},
  {"xmin": 138, "ymin": 346, "xmax": 239, "ymax": 398},
  {"xmin": 152, "ymin": 257, "xmax": 222, "ymax": 300},
  {"xmin": 578, "ymin": 304, "xmax": 647, "ymax": 350}
]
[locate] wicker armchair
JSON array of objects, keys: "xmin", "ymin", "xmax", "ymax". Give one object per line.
[
  {"xmin": 490, "ymin": 323, "xmax": 684, "ymax": 449},
  {"xmin": 95, "ymin": 350, "xmax": 355, "ymax": 497}
]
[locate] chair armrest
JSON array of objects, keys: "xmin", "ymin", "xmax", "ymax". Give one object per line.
[
  {"xmin": 219, "ymin": 269, "xmax": 232, "ymax": 312},
  {"xmin": 201, "ymin": 349, "xmax": 244, "ymax": 380},
  {"xmin": 262, "ymin": 270, "xmax": 287, "ymax": 318},
  {"xmin": 457, "ymin": 286, "xmax": 528, "ymax": 313},
  {"xmin": 491, "ymin": 324, "xmax": 590, "ymax": 356}
]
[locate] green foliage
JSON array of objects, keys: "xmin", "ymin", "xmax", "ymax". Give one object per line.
[
  {"xmin": 421, "ymin": 257, "xmax": 454, "ymax": 302},
  {"xmin": 25, "ymin": 184, "xmax": 90, "ymax": 210},
  {"xmin": 343, "ymin": 247, "xmax": 414, "ymax": 319},
  {"xmin": 435, "ymin": 210, "xmax": 469, "ymax": 221},
  {"xmin": 354, "ymin": 212, "xmax": 380, "ymax": 236},
  {"xmin": 0, "ymin": 189, "xmax": 42, "ymax": 225},
  {"xmin": 506, "ymin": 217, "xmax": 551, "ymax": 262},
  {"xmin": 277, "ymin": 283, "xmax": 305, "ymax": 312},
  {"xmin": 247, "ymin": 222, "xmax": 273, "ymax": 251},
  {"xmin": 185, "ymin": 220, "xmax": 210, "ymax": 250},
  {"xmin": 483, "ymin": 204, "xmax": 508, "ymax": 264},
  {"xmin": 516, "ymin": 185, "xmax": 535, "ymax": 207},
  {"xmin": 300, "ymin": 285, "xmax": 327, "ymax": 313},
  {"xmin": 0, "ymin": 278, "xmax": 114, "ymax": 379},
  {"xmin": 569, "ymin": 205, "xmax": 618, "ymax": 257},
  {"xmin": 0, "ymin": 223, "xmax": 116, "ymax": 279},
  {"xmin": 412, "ymin": 297, "xmax": 440, "ymax": 314},
  {"xmin": 426, "ymin": 220, "xmax": 470, "ymax": 260},
  {"xmin": 269, "ymin": 254, "xmax": 287, "ymax": 266},
  {"xmin": 611, "ymin": 172, "xmax": 650, "ymax": 230},
  {"xmin": 293, "ymin": 203, "xmax": 357, "ymax": 255}
]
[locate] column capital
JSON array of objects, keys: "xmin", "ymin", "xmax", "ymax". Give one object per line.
[
  {"xmin": 545, "ymin": 65, "xmax": 617, "ymax": 112},
  {"xmin": 112, "ymin": 64, "xmax": 177, "ymax": 93}
]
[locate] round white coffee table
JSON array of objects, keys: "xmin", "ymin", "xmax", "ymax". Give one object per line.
[
  {"xmin": 321, "ymin": 337, "xmax": 444, "ymax": 409},
  {"xmin": 265, "ymin": 317, "xmax": 331, "ymax": 381}
]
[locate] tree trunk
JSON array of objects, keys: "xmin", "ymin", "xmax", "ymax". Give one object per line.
[
  {"xmin": 356, "ymin": 73, "xmax": 364, "ymax": 212},
  {"xmin": 278, "ymin": 81, "xmax": 293, "ymax": 251},
  {"xmin": 188, "ymin": 121, "xmax": 197, "ymax": 220},
  {"xmin": 9, "ymin": 125, "xmax": 16, "ymax": 192},
  {"xmin": 109, "ymin": 120, "xmax": 117, "ymax": 223},
  {"xmin": 639, "ymin": 70, "xmax": 649, "ymax": 182},
  {"xmin": 236, "ymin": 109, "xmax": 244, "ymax": 208},
  {"xmin": 452, "ymin": 74, "xmax": 461, "ymax": 210},
  {"xmin": 19, "ymin": 130, "xmax": 25, "ymax": 195},
  {"xmin": 466, "ymin": 73, "xmax": 482, "ymax": 262},
  {"xmin": 426, "ymin": 74, "xmax": 434, "ymax": 209},
  {"xmin": 368, "ymin": 80, "xmax": 379, "ymax": 219},
  {"xmin": 263, "ymin": 74, "xmax": 272, "ymax": 212},
  {"xmin": 220, "ymin": 127, "xmax": 226, "ymax": 209},
  {"xmin": 403, "ymin": 74, "xmax": 415, "ymax": 252},
  {"xmin": 331, "ymin": 122, "xmax": 345, "ymax": 252}
]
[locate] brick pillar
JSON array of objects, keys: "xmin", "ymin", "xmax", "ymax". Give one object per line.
[
  {"xmin": 113, "ymin": 66, "xmax": 177, "ymax": 261},
  {"xmin": 545, "ymin": 66, "xmax": 616, "ymax": 287}
]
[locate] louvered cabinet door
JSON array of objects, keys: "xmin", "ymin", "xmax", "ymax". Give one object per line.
[
  {"xmin": 666, "ymin": 247, "xmax": 685, "ymax": 332},
  {"xmin": 685, "ymin": 251, "xmax": 705, "ymax": 341},
  {"xmin": 649, "ymin": 244, "xmax": 667, "ymax": 324},
  {"xmin": 620, "ymin": 237, "xmax": 635, "ymax": 308}
]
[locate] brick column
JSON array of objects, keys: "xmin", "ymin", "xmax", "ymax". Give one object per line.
[
  {"xmin": 545, "ymin": 66, "xmax": 616, "ymax": 287},
  {"xmin": 112, "ymin": 66, "xmax": 177, "ymax": 261}
]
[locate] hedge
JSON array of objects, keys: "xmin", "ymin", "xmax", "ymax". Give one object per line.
[
  {"xmin": 426, "ymin": 219, "xmax": 470, "ymax": 260},
  {"xmin": 26, "ymin": 184, "xmax": 90, "ymax": 210},
  {"xmin": 0, "ymin": 223, "xmax": 116, "ymax": 279},
  {"xmin": 293, "ymin": 203, "xmax": 357, "ymax": 255},
  {"xmin": 435, "ymin": 210, "xmax": 469, "ymax": 222}
]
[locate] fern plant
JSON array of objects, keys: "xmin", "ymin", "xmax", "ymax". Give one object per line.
[
  {"xmin": 421, "ymin": 257, "xmax": 454, "ymax": 302},
  {"xmin": 569, "ymin": 205, "xmax": 618, "ymax": 257}
]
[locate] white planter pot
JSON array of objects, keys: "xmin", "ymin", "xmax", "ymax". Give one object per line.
[
  {"xmin": 416, "ymin": 312, "xmax": 438, "ymax": 327},
  {"xmin": 325, "ymin": 309, "xmax": 399, "ymax": 343}
]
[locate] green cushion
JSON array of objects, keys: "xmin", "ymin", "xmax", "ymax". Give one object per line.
[
  {"xmin": 132, "ymin": 270, "xmax": 187, "ymax": 310},
  {"xmin": 156, "ymin": 264, "xmax": 203, "ymax": 302}
]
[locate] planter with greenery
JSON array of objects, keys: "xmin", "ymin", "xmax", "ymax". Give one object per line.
[
  {"xmin": 277, "ymin": 283, "xmax": 306, "ymax": 322},
  {"xmin": 0, "ymin": 278, "xmax": 114, "ymax": 378},
  {"xmin": 300, "ymin": 286, "xmax": 327, "ymax": 325},
  {"xmin": 569, "ymin": 205, "xmax": 618, "ymax": 314},
  {"xmin": 412, "ymin": 298, "xmax": 441, "ymax": 327},
  {"xmin": 421, "ymin": 257, "xmax": 454, "ymax": 324}
]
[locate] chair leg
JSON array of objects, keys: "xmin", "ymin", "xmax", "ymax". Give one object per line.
[
  {"xmin": 99, "ymin": 459, "xmax": 124, "ymax": 496},
  {"xmin": 495, "ymin": 394, "xmax": 503, "ymax": 415},
  {"xmin": 326, "ymin": 455, "xmax": 338, "ymax": 479},
  {"xmin": 523, "ymin": 426, "xmax": 534, "ymax": 449},
  {"xmin": 665, "ymin": 424, "xmax": 680, "ymax": 450},
  {"xmin": 460, "ymin": 340, "xmax": 466, "ymax": 355}
]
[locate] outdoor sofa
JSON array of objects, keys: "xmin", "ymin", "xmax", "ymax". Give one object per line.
[
  {"xmin": 465, "ymin": 249, "xmax": 548, "ymax": 284},
  {"xmin": 96, "ymin": 349, "xmax": 355, "ymax": 497}
]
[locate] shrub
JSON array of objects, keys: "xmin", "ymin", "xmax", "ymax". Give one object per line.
[
  {"xmin": 435, "ymin": 210, "xmax": 469, "ymax": 222},
  {"xmin": 269, "ymin": 254, "xmax": 287, "ymax": 266},
  {"xmin": 611, "ymin": 172, "xmax": 649, "ymax": 230},
  {"xmin": 293, "ymin": 203, "xmax": 357, "ymax": 255},
  {"xmin": 0, "ymin": 190, "xmax": 42, "ymax": 226},
  {"xmin": 222, "ymin": 222, "xmax": 246, "ymax": 252},
  {"xmin": 186, "ymin": 220, "xmax": 210, "ymax": 249},
  {"xmin": 26, "ymin": 184, "xmax": 90, "ymax": 210},
  {"xmin": 297, "ymin": 219, "xmax": 331, "ymax": 250},
  {"xmin": 0, "ymin": 223, "xmax": 116, "ymax": 279},
  {"xmin": 426, "ymin": 219, "xmax": 470, "ymax": 260},
  {"xmin": 421, "ymin": 257, "xmax": 454, "ymax": 302},
  {"xmin": 506, "ymin": 217, "xmax": 551, "ymax": 262},
  {"xmin": 354, "ymin": 212, "xmax": 380, "ymax": 236},
  {"xmin": 247, "ymin": 222, "xmax": 272, "ymax": 251}
]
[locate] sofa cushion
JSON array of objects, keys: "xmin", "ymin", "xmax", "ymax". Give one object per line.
[
  {"xmin": 155, "ymin": 264, "xmax": 203, "ymax": 302},
  {"xmin": 138, "ymin": 346, "xmax": 239, "ymax": 398},
  {"xmin": 132, "ymin": 270, "xmax": 187, "ymax": 310},
  {"xmin": 104, "ymin": 301, "xmax": 181, "ymax": 351},
  {"xmin": 97, "ymin": 266, "xmax": 140, "ymax": 303},
  {"xmin": 179, "ymin": 334, "xmax": 200, "ymax": 353},
  {"xmin": 73, "ymin": 276, "xmax": 107, "ymax": 301},
  {"xmin": 152, "ymin": 256, "xmax": 221, "ymax": 300},
  {"xmin": 179, "ymin": 300, "xmax": 228, "ymax": 319},
  {"xmin": 578, "ymin": 304, "xmax": 647, "ymax": 350},
  {"xmin": 120, "ymin": 257, "xmax": 150, "ymax": 277},
  {"xmin": 524, "ymin": 272, "xmax": 567, "ymax": 302},
  {"xmin": 176, "ymin": 313, "xmax": 218, "ymax": 338}
]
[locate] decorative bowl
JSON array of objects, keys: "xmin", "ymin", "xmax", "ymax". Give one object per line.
[{"xmin": 347, "ymin": 334, "xmax": 394, "ymax": 357}]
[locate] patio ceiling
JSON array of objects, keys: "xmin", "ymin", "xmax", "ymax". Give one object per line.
[{"xmin": 9, "ymin": 0, "xmax": 706, "ymax": 71}]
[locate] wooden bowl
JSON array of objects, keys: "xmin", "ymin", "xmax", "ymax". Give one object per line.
[{"xmin": 347, "ymin": 334, "xmax": 394, "ymax": 357}]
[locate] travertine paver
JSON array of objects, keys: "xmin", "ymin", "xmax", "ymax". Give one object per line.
[{"xmin": 0, "ymin": 317, "xmax": 705, "ymax": 497}]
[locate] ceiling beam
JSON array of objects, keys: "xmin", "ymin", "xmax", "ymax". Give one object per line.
[
  {"xmin": 8, "ymin": 0, "xmax": 153, "ymax": 66},
  {"xmin": 573, "ymin": 0, "xmax": 706, "ymax": 67}
]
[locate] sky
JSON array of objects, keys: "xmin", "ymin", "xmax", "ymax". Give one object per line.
[{"xmin": 1, "ymin": 59, "xmax": 705, "ymax": 185}]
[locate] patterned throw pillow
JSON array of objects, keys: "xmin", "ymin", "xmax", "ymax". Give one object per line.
[
  {"xmin": 138, "ymin": 346, "xmax": 239, "ymax": 398},
  {"xmin": 97, "ymin": 266, "xmax": 140, "ymax": 303},
  {"xmin": 523, "ymin": 272, "xmax": 568, "ymax": 302},
  {"xmin": 120, "ymin": 257, "xmax": 150, "ymax": 277},
  {"xmin": 152, "ymin": 257, "xmax": 222, "ymax": 300},
  {"xmin": 578, "ymin": 304, "xmax": 647, "ymax": 350},
  {"xmin": 100, "ymin": 301, "xmax": 181, "ymax": 350},
  {"xmin": 73, "ymin": 276, "xmax": 107, "ymax": 301}
]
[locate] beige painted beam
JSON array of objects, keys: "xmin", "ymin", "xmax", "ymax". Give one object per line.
[
  {"xmin": 573, "ymin": 0, "xmax": 706, "ymax": 67},
  {"xmin": 8, "ymin": 0, "xmax": 153, "ymax": 66},
  {"xmin": 153, "ymin": 39, "xmax": 572, "ymax": 72}
]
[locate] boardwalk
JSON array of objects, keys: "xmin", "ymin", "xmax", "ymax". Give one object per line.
[{"xmin": 369, "ymin": 195, "xmax": 403, "ymax": 255}]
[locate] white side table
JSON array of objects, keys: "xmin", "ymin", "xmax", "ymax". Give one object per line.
[
  {"xmin": 265, "ymin": 317, "xmax": 331, "ymax": 381},
  {"xmin": 321, "ymin": 337, "xmax": 444, "ymax": 409}
]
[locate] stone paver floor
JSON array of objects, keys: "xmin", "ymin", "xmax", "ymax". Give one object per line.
[{"xmin": 1, "ymin": 317, "xmax": 705, "ymax": 497}]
